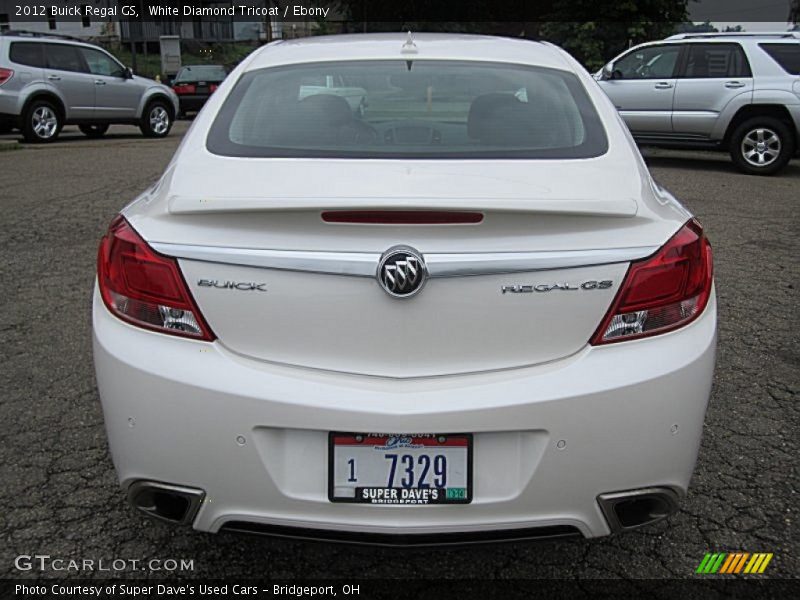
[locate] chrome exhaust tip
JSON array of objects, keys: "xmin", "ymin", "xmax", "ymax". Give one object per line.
[
  {"xmin": 598, "ymin": 487, "xmax": 680, "ymax": 532},
  {"xmin": 127, "ymin": 480, "xmax": 205, "ymax": 525}
]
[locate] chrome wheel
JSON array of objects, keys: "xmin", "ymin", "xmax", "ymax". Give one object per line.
[
  {"xmin": 741, "ymin": 128, "xmax": 781, "ymax": 167},
  {"xmin": 149, "ymin": 106, "xmax": 170, "ymax": 135},
  {"xmin": 32, "ymin": 106, "xmax": 58, "ymax": 139}
]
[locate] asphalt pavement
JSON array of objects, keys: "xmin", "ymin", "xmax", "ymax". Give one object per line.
[{"xmin": 0, "ymin": 122, "xmax": 797, "ymax": 581}]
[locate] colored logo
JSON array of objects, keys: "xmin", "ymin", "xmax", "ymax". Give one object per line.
[
  {"xmin": 374, "ymin": 436, "xmax": 421, "ymax": 450},
  {"xmin": 696, "ymin": 553, "xmax": 773, "ymax": 574}
]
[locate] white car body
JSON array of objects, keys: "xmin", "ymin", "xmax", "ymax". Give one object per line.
[{"xmin": 93, "ymin": 34, "xmax": 716, "ymax": 544}]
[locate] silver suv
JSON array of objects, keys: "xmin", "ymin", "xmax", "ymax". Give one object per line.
[
  {"xmin": 596, "ymin": 32, "xmax": 800, "ymax": 175},
  {"xmin": 0, "ymin": 31, "xmax": 179, "ymax": 143}
]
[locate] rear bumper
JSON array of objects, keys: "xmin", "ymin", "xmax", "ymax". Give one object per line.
[
  {"xmin": 177, "ymin": 95, "xmax": 210, "ymax": 112},
  {"xmin": 0, "ymin": 111, "xmax": 19, "ymax": 124},
  {"xmin": 0, "ymin": 89, "xmax": 22, "ymax": 118},
  {"xmin": 93, "ymin": 285, "xmax": 716, "ymax": 540}
]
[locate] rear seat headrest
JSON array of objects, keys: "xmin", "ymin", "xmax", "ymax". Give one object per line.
[
  {"xmin": 467, "ymin": 93, "xmax": 523, "ymax": 141},
  {"xmin": 297, "ymin": 94, "xmax": 353, "ymax": 126}
]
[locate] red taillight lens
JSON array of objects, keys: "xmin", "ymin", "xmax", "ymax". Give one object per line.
[
  {"xmin": 97, "ymin": 216, "xmax": 215, "ymax": 341},
  {"xmin": 591, "ymin": 219, "xmax": 713, "ymax": 345},
  {"xmin": 0, "ymin": 68, "xmax": 14, "ymax": 86},
  {"xmin": 210, "ymin": 84, "xmax": 219, "ymax": 93},
  {"xmin": 172, "ymin": 83, "xmax": 196, "ymax": 95}
]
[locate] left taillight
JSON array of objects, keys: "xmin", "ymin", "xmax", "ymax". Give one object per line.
[
  {"xmin": 97, "ymin": 215, "xmax": 215, "ymax": 341},
  {"xmin": 0, "ymin": 68, "xmax": 14, "ymax": 86},
  {"xmin": 172, "ymin": 83, "xmax": 196, "ymax": 95},
  {"xmin": 591, "ymin": 218, "xmax": 713, "ymax": 345}
]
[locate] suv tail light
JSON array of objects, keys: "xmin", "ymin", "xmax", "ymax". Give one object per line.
[
  {"xmin": 591, "ymin": 219, "xmax": 713, "ymax": 345},
  {"xmin": 97, "ymin": 216, "xmax": 215, "ymax": 341},
  {"xmin": 0, "ymin": 68, "xmax": 14, "ymax": 86},
  {"xmin": 172, "ymin": 83, "xmax": 196, "ymax": 95}
]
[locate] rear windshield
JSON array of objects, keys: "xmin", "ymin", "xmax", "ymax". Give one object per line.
[
  {"xmin": 176, "ymin": 65, "xmax": 227, "ymax": 82},
  {"xmin": 207, "ymin": 60, "xmax": 608, "ymax": 159},
  {"xmin": 759, "ymin": 43, "xmax": 800, "ymax": 75}
]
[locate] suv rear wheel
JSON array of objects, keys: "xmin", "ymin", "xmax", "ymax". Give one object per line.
[
  {"xmin": 79, "ymin": 124, "xmax": 110, "ymax": 138},
  {"xmin": 22, "ymin": 99, "xmax": 62, "ymax": 143},
  {"xmin": 729, "ymin": 117, "xmax": 794, "ymax": 176},
  {"xmin": 140, "ymin": 100, "xmax": 173, "ymax": 138}
]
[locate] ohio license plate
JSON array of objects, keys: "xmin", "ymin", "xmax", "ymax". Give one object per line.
[{"xmin": 328, "ymin": 433, "xmax": 472, "ymax": 504}]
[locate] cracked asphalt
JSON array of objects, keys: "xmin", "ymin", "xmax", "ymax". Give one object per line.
[{"xmin": 0, "ymin": 122, "xmax": 797, "ymax": 582}]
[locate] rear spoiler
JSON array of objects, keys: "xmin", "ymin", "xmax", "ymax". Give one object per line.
[{"xmin": 167, "ymin": 196, "xmax": 638, "ymax": 218}]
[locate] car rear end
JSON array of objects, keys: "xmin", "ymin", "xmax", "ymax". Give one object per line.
[
  {"xmin": 93, "ymin": 35, "xmax": 716, "ymax": 543},
  {"xmin": 172, "ymin": 65, "xmax": 227, "ymax": 114},
  {"xmin": 751, "ymin": 39, "xmax": 800, "ymax": 149},
  {"xmin": 0, "ymin": 35, "xmax": 34, "ymax": 130}
]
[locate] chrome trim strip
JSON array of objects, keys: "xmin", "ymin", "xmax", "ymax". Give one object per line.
[
  {"xmin": 152, "ymin": 243, "xmax": 381, "ymax": 277},
  {"xmin": 151, "ymin": 243, "xmax": 658, "ymax": 277},
  {"xmin": 425, "ymin": 247, "xmax": 657, "ymax": 277}
]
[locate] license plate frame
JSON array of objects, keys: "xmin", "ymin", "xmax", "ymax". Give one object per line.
[{"xmin": 328, "ymin": 432, "xmax": 473, "ymax": 505}]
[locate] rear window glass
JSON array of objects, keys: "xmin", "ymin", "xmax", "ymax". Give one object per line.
[
  {"xmin": 759, "ymin": 43, "xmax": 800, "ymax": 75},
  {"xmin": 9, "ymin": 42, "xmax": 45, "ymax": 68},
  {"xmin": 207, "ymin": 60, "xmax": 608, "ymax": 159},
  {"xmin": 682, "ymin": 43, "xmax": 751, "ymax": 78},
  {"xmin": 176, "ymin": 65, "xmax": 227, "ymax": 82}
]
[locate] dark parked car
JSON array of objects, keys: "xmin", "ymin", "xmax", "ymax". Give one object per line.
[{"xmin": 172, "ymin": 65, "xmax": 227, "ymax": 116}]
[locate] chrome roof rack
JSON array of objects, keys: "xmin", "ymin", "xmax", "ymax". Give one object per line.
[
  {"xmin": 0, "ymin": 29, "xmax": 86, "ymax": 42},
  {"xmin": 666, "ymin": 32, "xmax": 800, "ymax": 40}
]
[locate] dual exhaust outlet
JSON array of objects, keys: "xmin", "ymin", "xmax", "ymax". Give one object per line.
[
  {"xmin": 598, "ymin": 487, "xmax": 680, "ymax": 531},
  {"xmin": 127, "ymin": 481, "xmax": 205, "ymax": 525}
]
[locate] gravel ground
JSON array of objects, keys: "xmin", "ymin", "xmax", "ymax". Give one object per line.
[{"xmin": 0, "ymin": 123, "xmax": 797, "ymax": 581}]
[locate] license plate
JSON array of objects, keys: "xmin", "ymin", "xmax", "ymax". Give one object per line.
[{"xmin": 328, "ymin": 433, "xmax": 472, "ymax": 504}]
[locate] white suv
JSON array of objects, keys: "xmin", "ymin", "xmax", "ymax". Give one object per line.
[
  {"xmin": 0, "ymin": 31, "xmax": 178, "ymax": 142},
  {"xmin": 596, "ymin": 32, "xmax": 800, "ymax": 175}
]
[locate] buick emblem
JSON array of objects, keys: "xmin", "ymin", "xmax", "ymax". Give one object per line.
[{"xmin": 377, "ymin": 246, "xmax": 427, "ymax": 298}]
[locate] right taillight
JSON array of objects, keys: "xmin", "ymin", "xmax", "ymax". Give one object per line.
[
  {"xmin": 97, "ymin": 215, "xmax": 215, "ymax": 341},
  {"xmin": 591, "ymin": 219, "xmax": 713, "ymax": 345},
  {"xmin": 0, "ymin": 68, "xmax": 14, "ymax": 86}
]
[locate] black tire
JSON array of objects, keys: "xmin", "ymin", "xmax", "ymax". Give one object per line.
[
  {"xmin": 79, "ymin": 124, "xmax": 109, "ymax": 138},
  {"xmin": 22, "ymin": 99, "xmax": 62, "ymax": 143},
  {"xmin": 729, "ymin": 117, "xmax": 794, "ymax": 176},
  {"xmin": 139, "ymin": 100, "xmax": 173, "ymax": 138}
]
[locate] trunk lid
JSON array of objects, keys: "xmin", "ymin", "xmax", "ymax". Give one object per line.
[{"xmin": 127, "ymin": 157, "xmax": 681, "ymax": 377}]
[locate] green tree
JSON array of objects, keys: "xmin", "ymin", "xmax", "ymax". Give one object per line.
[
  {"xmin": 675, "ymin": 21, "xmax": 718, "ymax": 33},
  {"xmin": 535, "ymin": 1, "xmax": 690, "ymax": 71},
  {"xmin": 326, "ymin": 0, "xmax": 690, "ymax": 70}
]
